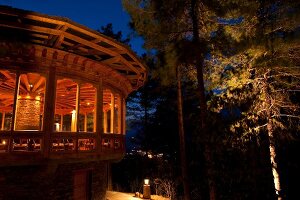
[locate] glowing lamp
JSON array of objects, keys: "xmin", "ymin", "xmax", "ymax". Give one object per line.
[{"xmin": 144, "ymin": 179, "xmax": 150, "ymax": 185}]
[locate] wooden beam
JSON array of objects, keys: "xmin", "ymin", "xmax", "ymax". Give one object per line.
[{"xmin": 32, "ymin": 77, "xmax": 45, "ymax": 92}]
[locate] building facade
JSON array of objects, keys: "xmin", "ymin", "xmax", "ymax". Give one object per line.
[{"xmin": 0, "ymin": 6, "xmax": 146, "ymax": 200}]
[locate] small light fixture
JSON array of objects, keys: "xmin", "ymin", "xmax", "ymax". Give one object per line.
[
  {"xmin": 2, "ymin": 140, "xmax": 6, "ymax": 145},
  {"xmin": 144, "ymin": 179, "xmax": 150, "ymax": 185},
  {"xmin": 29, "ymin": 84, "xmax": 33, "ymax": 88}
]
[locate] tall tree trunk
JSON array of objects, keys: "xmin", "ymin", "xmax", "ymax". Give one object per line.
[
  {"xmin": 264, "ymin": 70, "xmax": 282, "ymax": 200},
  {"xmin": 176, "ymin": 65, "xmax": 191, "ymax": 200},
  {"xmin": 191, "ymin": 0, "xmax": 217, "ymax": 199}
]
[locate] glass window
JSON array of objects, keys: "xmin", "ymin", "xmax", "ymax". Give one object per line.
[
  {"xmin": 78, "ymin": 83, "xmax": 96, "ymax": 133},
  {"xmin": 0, "ymin": 70, "xmax": 16, "ymax": 131},
  {"xmin": 54, "ymin": 79, "xmax": 78, "ymax": 132},
  {"xmin": 103, "ymin": 89, "xmax": 121, "ymax": 133},
  {"xmin": 15, "ymin": 73, "xmax": 46, "ymax": 131}
]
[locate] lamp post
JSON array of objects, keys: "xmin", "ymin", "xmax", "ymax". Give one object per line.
[{"xmin": 143, "ymin": 178, "xmax": 151, "ymax": 199}]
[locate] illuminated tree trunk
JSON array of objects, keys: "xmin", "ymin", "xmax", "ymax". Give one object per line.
[
  {"xmin": 264, "ymin": 71, "xmax": 282, "ymax": 200},
  {"xmin": 176, "ymin": 65, "xmax": 191, "ymax": 200},
  {"xmin": 191, "ymin": 0, "xmax": 216, "ymax": 199}
]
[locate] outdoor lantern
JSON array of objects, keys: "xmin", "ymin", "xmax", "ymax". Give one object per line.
[
  {"xmin": 143, "ymin": 178, "xmax": 151, "ymax": 199},
  {"xmin": 144, "ymin": 179, "xmax": 150, "ymax": 185}
]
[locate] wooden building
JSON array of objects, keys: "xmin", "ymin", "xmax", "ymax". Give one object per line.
[{"xmin": 0, "ymin": 6, "xmax": 146, "ymax": 200}]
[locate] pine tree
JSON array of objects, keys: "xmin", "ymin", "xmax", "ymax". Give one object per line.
[{"xmin": 206, "ymin": 1, "xmax": 300, "ymax": 199}]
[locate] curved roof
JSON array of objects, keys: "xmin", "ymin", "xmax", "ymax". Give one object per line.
[{"xmin": 0, "ymin": 6, "xmax": 147, "ymax": 91}]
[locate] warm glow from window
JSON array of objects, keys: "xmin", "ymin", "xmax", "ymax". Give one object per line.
[
  {"xmin": 78, "ymin": 83, "xmax": 96, "ymax": 133},
  {"xmin": 54, "ymin": 78, "xmax": 78, "ymax": 132},
  {"xmin": 15, "ymin": 73, "xmax": 46, "ymax": 131},
  {"xmin": 0, "ymin": 70, "xmax": 16, "ymax": 131}
]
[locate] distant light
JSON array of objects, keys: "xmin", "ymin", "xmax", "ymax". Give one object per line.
[
  {"xmin": 55, "ymin": 123, "xmax": 60, "ymax": 132},
  {"xmin": 144, "ymin": 179, "xmax": 150, "ymax": 185},
  {"xmin": 87, "ymin": 102, "xmax": 90, "ymax": 105},
  {"xmin": 26, "ymin": 95, "xmax": 31, "ymax": 99},
  {"xmin": 2, "ymin": 140, "xmax": 6, "ymax": 145},
  {"xmin": 29, "ymin": 84, "xmax": 33, "ymax": 88},
  {"xmin": 148, "ymin": 153, "xmax": 153, "ymax": 159}
]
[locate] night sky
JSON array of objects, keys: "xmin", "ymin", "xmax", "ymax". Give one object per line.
[{"xmin": 0, "ymin": 0, "xmax": 145, "ymax": 55}]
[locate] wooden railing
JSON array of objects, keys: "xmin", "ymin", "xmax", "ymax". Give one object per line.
[{"xmin": 0, "ymin": 132, "xmax": 125, "ymax": 165}]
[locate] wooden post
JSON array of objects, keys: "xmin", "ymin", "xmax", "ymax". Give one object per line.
[
  {"xmin": 84, "ymin": 112, "xmax": 87, "ymax": 132},
  {"xmin": 9, "ymin": 72, "xmax": 20, "ymax": 153},
  {"xmin": 1, "ymin": 112, "xmax": 5, "ymax": 130},
  {"xmin": 96, "ymin": 79, "xmax": 103, "ymax": 153},
  {"xmin": 122, "ymin": 97, "xmax": 126, "ymax": 135},
  {"xmin": 43, "ymin": 67, "xmax": 56, "ymax": 158},
  {"xmin": 117, "ymin": 95, "xmax": 121, "ymax": 134},
  {"xmin": 12, "ymin": 72, "xmax": 20, "ymax": 132},
  {"xmin": 60, "ymin": 114, "xmax": 63, "ymax": 131},
  {"xmin": 75, "ymin": 83, "xmax": 80, "ymax": 153},
  {"xmin": 110, "ymin": 92, "xmax": 115, "ymax": 133},
  {"xmin": 103, "ymin": 111, "xmax": 107, "ymax": 133}
]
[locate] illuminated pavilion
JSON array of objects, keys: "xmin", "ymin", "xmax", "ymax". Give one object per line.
[{"xmin": 0, "ymin": 6, "xmax": 146, "ymax": 200}]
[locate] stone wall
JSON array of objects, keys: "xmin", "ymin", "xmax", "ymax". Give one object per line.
[
  {"xmin": 15, "ymin": 96, "xmax": 41, "ymax": 130},
  {"xmin": 0, "ymin": 161, "xmax": 108, "ymax": 200}
]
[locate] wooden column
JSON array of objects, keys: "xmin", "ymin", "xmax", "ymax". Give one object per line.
[
  {"xmin": 1, "ymin": 112, "xmax": 5, "ymax": 130},
  {"xmin": 96, "ymin": 79, "xmax": 103, "ymax": 153},
  {"xmin": 12, "ymin": 72, "xmax": 20, "ymax": 131},
  {"xmin": 9, "ymin": 72, "xmax": 20, "ymax": 153},
  {"xmin": 60, "ymin": 114, "xmax": 63, "ymax": 131},
  {"xmin": 103, "ymin": 111, "xmax": 107, "ymax": 133},
  {"xmin": 43, "ymin": 67, "xmax": 56, "ymax": 158},
  {"xmin": 110, "ymin": 93, "xmax": 115, "ymax": 133},
  {"xmin": 84, "ymin": 112, "xmax": 87, "ymax": 132},
  {"xmin": 117, "ymin": 96, "xmax": 122, "ymax": 134},
  {"xmin": 122, "ymin": 97, "xmax": 126, "ymax": 134},
  {"xmin": 75, "ymin": 83, "xmax": 80, "ymax": 153}
]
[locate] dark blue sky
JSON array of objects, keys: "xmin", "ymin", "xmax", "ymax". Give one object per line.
[{"xmin": 0, "ymin": 0, "xmax": 145, "ymax": 55}]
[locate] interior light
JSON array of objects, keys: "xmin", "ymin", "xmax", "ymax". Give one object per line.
[{"xmin": 2, "ymin": 140, "xmax": 6, "ymax": 145}]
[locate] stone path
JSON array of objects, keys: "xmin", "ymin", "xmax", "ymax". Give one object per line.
[
  {"xmin": 106, "ymin": 191, "xmax": 170, "ymax": 200},
  {"xmin": 106, "ymin": 191, "xmax": 139, "ymax": 200}
]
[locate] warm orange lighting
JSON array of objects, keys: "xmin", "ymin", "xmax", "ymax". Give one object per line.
[
  {"xmin": 55, "ymin": 123, "xmax": 60, "ymax": 132},
  {"xmin": 29, "ymin": 84, "xmax": 33, "ymax": 88},
  {"xmin": 35, "ymin": 96, "xmax": 41, "ymax": 101},
  {"xmin": 87, "ymin": 102, "xmax": 90, "ymax": 105},
  {"xmin": 2, "ymin": 140, "xmax": 6, "ymax": 145},
  {"xmin": 26, "ymin": 95, "xmax": 31, "ymax": 99},
  {"xmin": 144, "ymin": 179, "xmax": 150, "ymax": 185}
]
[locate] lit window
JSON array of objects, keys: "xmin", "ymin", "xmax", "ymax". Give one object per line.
[
  {"xmin": 0, "ymin": 70, "xmax": 16, "ymax": 131},
  {"xmin": 78, "ymin": 83, "xmax": 96, "ymax": 133},
  {"xmin": 15, "ymin": 73, "xmax": 46, "ymax": 131},
  {"xmin": 54, "ymin": 79, "xmax": 78, "ymax": 132}
]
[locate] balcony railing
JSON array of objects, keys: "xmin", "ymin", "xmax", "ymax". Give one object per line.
[{"xmin": 0, "ymin": 132, "xmax": 125, "ymax": 165}]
